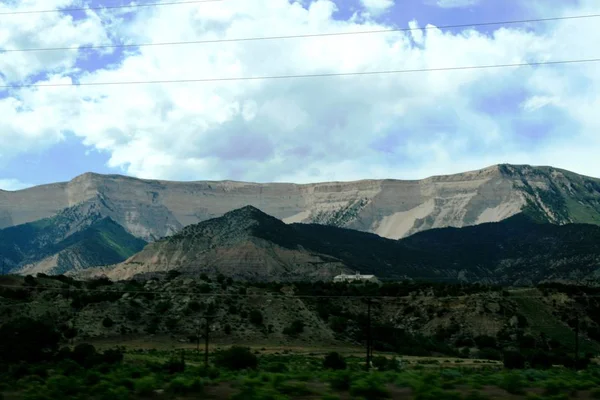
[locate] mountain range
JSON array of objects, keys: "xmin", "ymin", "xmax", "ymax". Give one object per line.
[
  {"xmin": 73, "ymin": 206, "xmax": 600, "ymax": 285},
  {"xmin": 1, "ymin": 163, "xmax": 600, "ymax": 281}
]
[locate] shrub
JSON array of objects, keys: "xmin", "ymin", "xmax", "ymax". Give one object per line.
[
  {"xmin": 188, "ymin": 301, "xmax": 202, "ymax": 312},
  {"xmin": 544, "ymin": 379, "xmax": 571, "ymax": 396},
  {"xmin": 478, "ymin": 347, "xmax": 502, "ymax": 361},
  {"xmin": 349, "ymin": 376, "xmax": 390, "ymax": 399},
  {"xmin": 70, "ymin": 343, "xmax": 98, "ymax": 367},
  {"xmin": 102, "ymin": 317, "xmax": 114, "ymax": 328},
  {"xmin": 283, "ymin": 320, "xmax": 305, "ymax": 336},
  {"xmin": 274, "ymin": 381, "xmax": 313, "ymax": 396},
  {"xmin": 167, "ymin": 376, "xmax": 203, "ymax": 394},
  {"xmin": 165, "ymin": 317, "xmax": 178, "ymax": 331},
  {"xmin": 263, "ymin": 362, "xmax": 289, "ymax": 373},
  {"xmin": 126, "ymin": 309, "xmax": 141, "ymax": 321},
  {"xmin": 528, "ymin": 350, "xmax": 552, "ymax": 369},
  {"xmin": 163, "ymin": 357, "xmax": 186, "ymax": 374},
  {"xmin": 323, "ymin": 352, "xmax": 346, "ymax": 370},
  {"xmin": 134, "ymin": 376, "xmax": 158, "ymax": 396},
  {"xmin": 474, "ymin": 335, "xmax": 497, "ymax": 349},
  {"xmin": 214, "ymin": 347, "xmax": 258, "ymax": 370},
  {"xmin": 372, "ymin": 356, "xmax": 400, "ymax": 371},
  {"xmin": 328, "ymin": 370, "xmax": 353, "ymax": 391},
  {"xmin": 500, "ymin": 372, "xmax": 525, "ymax": 395},
  {"xmin": 167, "ymin": 270, "xmax": 181, "ymax": 280},
  {"xmin": 155, "ymin": 301, "xmax": 171, "ymax": 313},
  {"xmin": 464, "ymin": 391, "xmax": 490, "ymax": 400},
  {"xmin": 0, "ymin": 318, "xmax": 60, "ymax": 363},
  {"xmin": 249, "ymin": 310, "xmax": 264, "ymax": 325},
  {"xmin": 414, "ymin": 388, "xmax": 463, "ymax": 400},
  {"xmin": 101, "ymin": 347, "xmax": 124, "ymax": 364},
  {"xmin": 45, "ymin": 375, "xmax": 82, "ymax": 396},
  {"xmin": 503, "ymin": 350, "xmax": 525, "ymax": 369}
]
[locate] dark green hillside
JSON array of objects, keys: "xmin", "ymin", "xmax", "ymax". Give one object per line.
[
  {"xmin": 0, "ymin": 213, "xmax": 146, "ymax": 274},
  {"xmin": 46, "ymin": 218, "xmax": 148, "ymax": 275},
  {"xmin": 283, "ymin": 213, "xmax": 600, "ymax": 284}
]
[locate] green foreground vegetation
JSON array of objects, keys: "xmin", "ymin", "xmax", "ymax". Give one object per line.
[
  {"xmin": 3, "ymin": 275, "xmax": 600, "ymax": 398},
  {"xmin": 2, "ymin": 339, "xmax": 600, "ymax": 400}
]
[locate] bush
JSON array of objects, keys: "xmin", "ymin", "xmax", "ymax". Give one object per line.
[
  {"xmin": 155, "ymin": 301, "xmax": 171, "ymax": 313},
  {"xmin": 0, "ymin": 318, "xmax": 60, "ymax": 363},
  {"xmin": 249, "ymin": 310, "xmax": 264, "ymax": 325},
  {"xmin": 167, "ymin": 270, "xmax": 181, "ymax": 280},
  {"xmin": 478, "ymin": 348, "xmax": 502, "ymax": 361},
  {"xmin": 134, "ymin": 376, "xmax": 158, "ymax": 396},
  {"xmin": 372, "ymin": 356, "xmax": 400, "ymax": 371},
  {"xmin": 163, "ymin": 357, "xmax": 186, "ymax": 374},
  {"xmin": 102, "ymin": 317, "xmax": 114, "ymax": 328},
  {"xmin": 71, "ymin": 343, "xmax": 97, "ymax": 366},
  {"xmin": 500, "ymin": 372, "xmax": 525, "ymax": 395},
  {"xmin": 214, "ymin": 347, "xmax": 258, "ymax": 370},
  {"xmin": 323, "ymin": 352, "xmax": 346, "ymax": 370},
  {"xmin": 328, "ymin": 370, "xmax": 353, "ymax": 391},
  {"xmin": 503, "ymin": 350, "xmax": 525, "ymax": 369},
  {"xmin": 349, "ymin": 375, "xmax": 390, "ymax": 399},
  {"xmin": 414, "ymin": 388, "xmax": 463, "ymax": 400},
  {"xmin": 263, "ymin": 362, "xmax": 289, "ymax": 373},
  {"xmin": 126, "ymin": 309, "xmax": 141, "ymax": 321},
  {"xmin": 283, "ymin": 320, "xmax": 305, "ymax": 336},
  {"xmin": 167, "ymin": 376, "xmax": 204, "ymax": 394}
]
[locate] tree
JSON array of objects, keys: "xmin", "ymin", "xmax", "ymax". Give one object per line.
[
  {"xmin": 323, "ymin": 352, "xmax": 347, "ymax": 370},
  {"xmin": 167, "ymin": 270, "xmax": 181, "ymax": 280},
  {"xmin": 102, "ymin": 317, "xmax": 114, "ymax": 328},
  {"xmin": 283, "ymin": 320, "xmax": 305, "ymax": 336},
  {"xmin": 249, "ymin": 310, "xmax": 263, "ymax": 326},
  {"xmin": 214, "ymin": 347, "xmax": 257, "ymax": 370},
  {"xmin": 0, "ymin": 318, "xmax": 60, "ymax": 363},
  {"xmin": 503, "ymin": 350, "xmax": 525, "ymax": 369}
]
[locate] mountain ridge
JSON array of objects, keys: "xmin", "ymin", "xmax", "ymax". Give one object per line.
[
  {"xmin": 3, "ymin": 164, "xmax": 600, "ymax": 243},
  {"xmin": 74, "ymin": 206, "xmax": 600, "ymax": 285}
]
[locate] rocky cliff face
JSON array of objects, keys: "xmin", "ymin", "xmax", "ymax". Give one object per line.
[{"xmin": 1, "ymin": 164, "xmax": 600, "ymax": 242}]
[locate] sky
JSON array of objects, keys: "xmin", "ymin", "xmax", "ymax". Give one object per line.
[{"xmin": 0, "ymin": 0, "xmax": 599, "ymax": 190}]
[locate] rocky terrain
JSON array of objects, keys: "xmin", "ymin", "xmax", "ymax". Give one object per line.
[
  {"xmin": 1, "ymin": 164, "xmax": 599, "ymax": 243},
  {"xmin": 74, "ymin": 206, "xmax": 600, "ymax": 285},
  {"xmin": 1, "ymin": 274, "xmax": 599, "ymax": 357},
  {"xmin": 2, "ymin": 163, "xmax": 600, "ymax": 277}
]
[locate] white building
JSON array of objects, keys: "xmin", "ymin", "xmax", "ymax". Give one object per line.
[{"xmin": 333, "ymin": 271, "xmax": 379, "ymax": 284}]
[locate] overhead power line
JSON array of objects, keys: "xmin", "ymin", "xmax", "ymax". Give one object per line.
[
  {"xmin": 2, "ymin": 13, "xmax": 600, "ymax": 53},
  {"xmin": 2, "ymin": 57, "xmax": 599, "ymax": 89},
  {"xmin": 0, "ymin": 0, "xmax": 222, "ymax": 16},
  {"xmin": 1, "ymin": 283, "xmax": 600, "ymax": 299}
]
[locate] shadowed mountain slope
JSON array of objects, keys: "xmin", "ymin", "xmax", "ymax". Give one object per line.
[{"xmin": 77, "ymin": 206, "xmax": 600, "ymax": 285}]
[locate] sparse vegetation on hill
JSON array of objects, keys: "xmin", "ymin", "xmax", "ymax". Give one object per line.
[{"xmin": 1, "ymin": 274, "xmax": 599, "ymax": 368}]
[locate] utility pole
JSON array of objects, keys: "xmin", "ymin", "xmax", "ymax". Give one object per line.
[
  {"xmin": 204, "ymin": 315, "xmax": 213, "ymax": 368},
  {"xmin": 195, "ymin": 320, "xmax": 201, "ymax": 354},
  {"xmin": 575, "ymin": 314, "xmax": 580, "ymax": 370},
  {"xmin": 366, "ymin": 297, "xmax": 372, "ymax": 371}
]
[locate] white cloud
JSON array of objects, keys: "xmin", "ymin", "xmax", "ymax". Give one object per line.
[
  {"xmin": 0, "ymin": 0, "xmax": 600, "ymax": 183},
  {"xmin": 408, "ymin": 20, "xmax": 424, "ymax": 45},
  {"xmin": 435, "ymin": 0, "xmax": 480, "ymax": 8},
  {"xmin": 0, "ymin": 178, "xmax": 33, "ymax": 191},
  {"xmin": 520, "ymin": 95, "xmax": 560, "ymax": 112},
  {"xmin": 0, "ymin": 0, "xmax": 110, "ymax": 159},
  {"xmin": 360, "ymin": 0, "xmax": 395, "ymax": 14}
]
